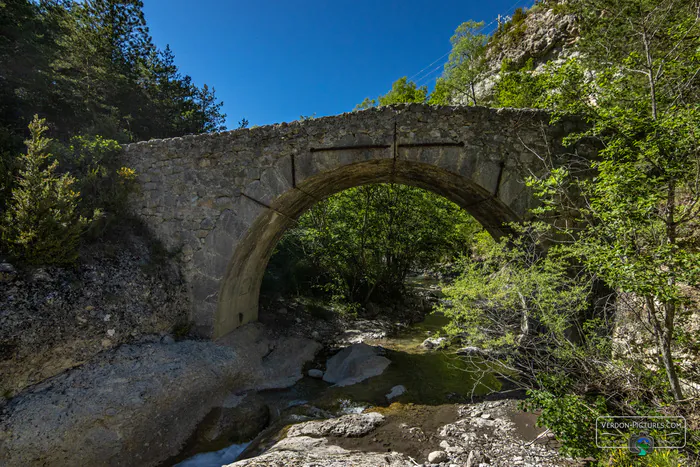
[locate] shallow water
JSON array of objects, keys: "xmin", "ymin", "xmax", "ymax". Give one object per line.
[
  {"xmin": 175, "ymin": 280, "xmax": 500, "ymax": 466},
  {"xmin": 173, "ymin": 442, "xmax": 250, "ymax": 467}
]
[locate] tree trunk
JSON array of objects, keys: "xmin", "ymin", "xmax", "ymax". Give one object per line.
[{"xmin": 647, "ymin": 296, "xmax": 684, "ymax": 400}]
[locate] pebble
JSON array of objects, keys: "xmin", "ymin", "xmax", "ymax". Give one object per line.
[{"xmin": 308, "ymin": 369, "xmax": 324, "ymax": 378}]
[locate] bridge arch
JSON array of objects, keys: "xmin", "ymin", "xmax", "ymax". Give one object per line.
[{"xmin": 122, "ymin": 104, "xmax": 581, "ymax": 338}]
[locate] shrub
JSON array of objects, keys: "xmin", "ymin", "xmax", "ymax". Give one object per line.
[
  {"xmin": 522, "ymin": 389, "xmax": 606, "ymax": 458},
  {"xmin": 1, "ymin": 116, "xmax": 93, "ymax": 264},
  {"xmin": 56, "ymin": 134, "xmax": 135, "ymax": 237}
]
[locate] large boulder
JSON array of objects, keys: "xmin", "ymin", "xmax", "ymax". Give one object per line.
[
  {"xmin": 0, "ymin": 323, "xmax": 320, "ymax": 467},
  {"xmin": 322, "ymin": 343, "xmax": 391, "ymax": 387}
]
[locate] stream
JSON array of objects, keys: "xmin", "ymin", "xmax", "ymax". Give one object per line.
[{"xmin": 170, "ymin": 280, "xmax": 502, "ymax": 466}]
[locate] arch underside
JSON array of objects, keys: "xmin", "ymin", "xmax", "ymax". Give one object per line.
[{"xmin": 214, "ymin": 158, "xmax": 522, "ymax": 339}]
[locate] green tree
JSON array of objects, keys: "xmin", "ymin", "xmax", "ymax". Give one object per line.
[
  {"xmin": 528, "ymin": 0, "xmax": 700, "ymax": 401},
  {"xmin": 427, "ymin": 77, "xmax": 452, "ymax": 105},
  {"xmin": 280, "ymin": 184, "xmax": 480, "ymax": 304},
  {"xmin": 441, "ymin": 223, "xmax": 590, "ymax": 351},
  {"xmin": 442, "ymin": 20, "xmax": 488, "ymax": 105},
  {"xmin": 1, "ymin": 116, "xmax": 92, "ymax": 264},
  {"xmin": 492, "ymin": 58, "xmax": 547, "ymax": 108},
  {"xmin": 355, "ymin": 76, "xmax": 427, "ymax": 110}
]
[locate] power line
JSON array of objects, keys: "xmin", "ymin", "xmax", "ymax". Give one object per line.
[{"xmin": 406, "ymin": 0, "xmax": 536, "ymax": 86}]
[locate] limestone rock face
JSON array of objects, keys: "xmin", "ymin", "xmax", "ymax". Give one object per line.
[
  {"xmin": 322, "ymin": 343, "xmax": 391, "ymax": 387},
  {"xmin": 459, "ymin": 4, "xmax": 579, "ymax": 104},
  {"xmin": 0, "ymin": 232, "xmax": 189, "ymax": 399},
  {"xmin": 485, "ymin": 7, "xmax": 578, "ymax": 73},
  {"xmin": 194, "ymin": 393, "xmax": 270, "ymax": 445}
]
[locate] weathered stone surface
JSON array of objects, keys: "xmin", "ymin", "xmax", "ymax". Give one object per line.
[
  {"xmin": 227, "ymin": 434, "xmax": 409, "ymax": 467},
  {"xmin": 121, "ymin": 105, "xmax": 589, "ymax": 338},
  {"xmin": 227, "ymin": 412, "xmax": 408, "ymax": 467},
  {"xmin": 0, "ymin": 232, "xmax": 189, "ymax": 399},
  {"xmin": 323, "ymin": 343, "xmax": 391, "ymax": 387},
  {"xmin": 0, "ymin": 323, "xmax": 319, "ymax": 467},
  {"xmin": 422, "ymin": 337, "xmax": 448, "ymax": 349},
  {"xmin": 194, "ymin": 392, "xmax": 270, "ymax": 444},
  {"xmin": 286, "ymin": 412, "xmax": 384, "ymax": 438},
  {"xmin": 428, "ymin": 450, "xmax": 448, "ymax": 463}
]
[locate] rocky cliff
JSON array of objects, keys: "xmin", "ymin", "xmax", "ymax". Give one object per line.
[{"xmin": 459, "ymin": 2, "xmax": 579, "ymax": 104}]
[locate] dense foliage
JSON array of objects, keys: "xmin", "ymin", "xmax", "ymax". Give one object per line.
[
  {"xmin": 265, "ymin": 184, "xmax": 481, "ymax": 305},
  {"xmin": 0, "ymin": 0, "xmax": 226, "ymax": 263},
  {"xmin": 429, "ymin": 0, "xmax": 700, "ymax": 462},
  {"xmin": 529, "ymin": 0, "xmax": 700, "ymax": 403},
  {"xmin": 0, "ymin": 0, "xmax": 225, "ymax": 147}
]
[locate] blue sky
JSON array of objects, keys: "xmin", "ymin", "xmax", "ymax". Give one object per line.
[{"xmin": 142, "ymin": 0, "xmax": 535, "ymax": 128}]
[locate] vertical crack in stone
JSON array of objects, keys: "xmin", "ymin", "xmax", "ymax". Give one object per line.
[{"xmin": 291, "ymin": 152, "xmax": 296, "ymax": 188}]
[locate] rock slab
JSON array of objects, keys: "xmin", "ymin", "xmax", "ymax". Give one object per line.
[{"xmin": 227, "ymin": 412, "xmax": 408, "ymax": 467}]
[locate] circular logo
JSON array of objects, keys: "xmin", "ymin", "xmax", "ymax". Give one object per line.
[{"xmin": 628, "ymin": 432, "xmax": 655, "ymax": 456}]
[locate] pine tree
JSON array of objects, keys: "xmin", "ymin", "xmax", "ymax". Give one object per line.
[{"xmin": 1, "ymin": 115, "xmax": 92, "ymax": 264}]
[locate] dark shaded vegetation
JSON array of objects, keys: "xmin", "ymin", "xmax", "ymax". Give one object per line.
[
  {"xmin": 263, "ymin": 183, "xmax": 482, "ymax": 307},
  {"xmin": 0, "ymin": 0, "xmax": 226, "ymax": 265}
]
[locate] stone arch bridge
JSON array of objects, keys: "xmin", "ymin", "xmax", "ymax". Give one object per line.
[{"xmin": 122, "ymin": 104, "xmax": 584, "ymax": 339}]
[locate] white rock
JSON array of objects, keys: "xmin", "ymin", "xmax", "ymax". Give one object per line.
[
  {"xmin": 385, "ymin": 385, "xmax": 406, "ymax": 400},
  {"xmin": 323, "ymin": 343, "xmax": 391, "ymax": 387},
  {"xmin": 421, "ymin": 337, "xmax": 447, "ymax": 349},
  {"xmin": 428, "ymin": 450, "xmax": 448, "ymax": 463}
]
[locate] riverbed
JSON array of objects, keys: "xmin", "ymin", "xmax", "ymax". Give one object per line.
[{"xmin": 170, "ymin": 295, "xmax": 503, "ymax": 466}]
